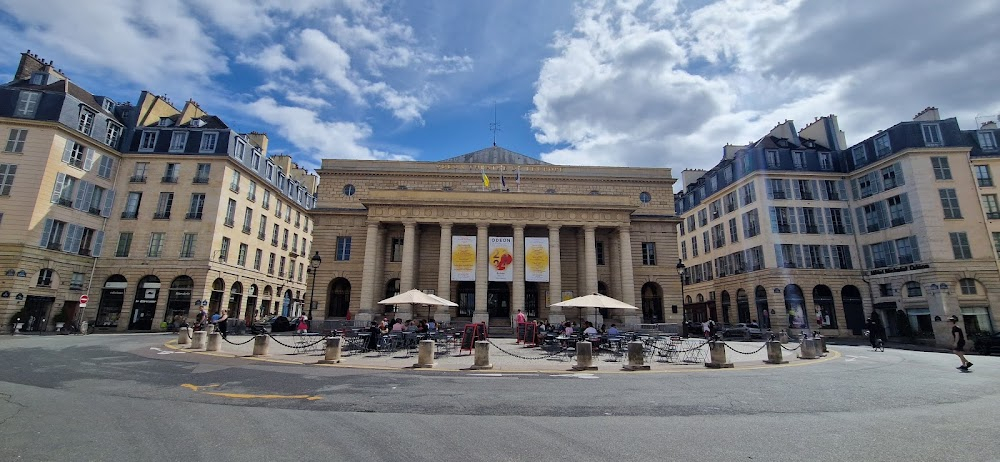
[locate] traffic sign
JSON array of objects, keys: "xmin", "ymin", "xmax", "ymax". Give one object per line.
[{"xmin": 79, "ymin": 295, "xmax": 89, "ymax": 305}]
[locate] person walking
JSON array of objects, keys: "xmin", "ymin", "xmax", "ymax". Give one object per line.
[
  {"xmin": 949, "ymin": 315, "xmax": 972, "ymax": 370},
  {"xmin": 515, "ymin": 309, "xmax": 527, "ymax": 325},
  {"xmin": 194, "ymin": 307, "xmax": 208, "ymax": 331},
  {"xmin": 296, "ymin": 314, "xmax": 309, "ymax": 334},
  {"xmin": 215, "ymin": 309, "xmax": 229, "ymax": 339}
]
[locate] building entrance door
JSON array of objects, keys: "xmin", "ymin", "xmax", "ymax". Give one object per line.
[
  {"xmin": 487, "ymin": 282, "xmax": 510, "ymax": 319},
  {"xmin": 22, "ymin": 296, "xmax": 54, "ymax": 331}
]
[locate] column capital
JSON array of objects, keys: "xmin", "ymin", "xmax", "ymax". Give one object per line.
[
  {"xmin": 476, "ymin": 222, "xmax": 490, "ymax": 229},
  {"xmin": 366, "ymin": 220, "xmax": 381, "ymax": 229},
  {"xmin": 583, "ymin": 224, "xmax": 597, "ymax": 232},
  {"xmin": 439, "ymin": 221, "xmax": 454, "ymax": 229},
  {"xmin": 513, "ymin": 222, "xmax": 526, "ymax": 231},
  {"xmin": 548, "ymin": 224, "xmax": 562, "ymax": 232},
  {"xmin": 618, "ymin": 224, "xmax": 631, "ymax": 232},
  {"xmin": 403, "ymin": 220, "xmax": 417, "ymax": 228}
]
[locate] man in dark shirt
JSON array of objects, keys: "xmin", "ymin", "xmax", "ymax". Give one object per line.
[{"xmin": 949, "ymin": 315, "xmax": 972, "ymax": 370}]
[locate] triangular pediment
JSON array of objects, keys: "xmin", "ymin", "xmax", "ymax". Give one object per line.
[{"xmin": 439, "ymin": 146, "xmax": 549, "ymax": 165}]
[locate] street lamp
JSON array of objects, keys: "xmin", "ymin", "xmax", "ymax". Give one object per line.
[
  {"xmin": 676, "ymin": 258, "xmax": 687, "ymax": 337},
  {"xmin": 308, "ymin": 251, "xmax": 321, "ymax": 321}
]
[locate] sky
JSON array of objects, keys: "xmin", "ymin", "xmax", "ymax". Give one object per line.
[{"xmin": 0, "ymin": 0, "xmax": 998, "ymax": 183}]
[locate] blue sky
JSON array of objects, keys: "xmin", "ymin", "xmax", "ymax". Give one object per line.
[{"xmin": 1, "ymin": 0, "xmax": 998, "ymax": 181}]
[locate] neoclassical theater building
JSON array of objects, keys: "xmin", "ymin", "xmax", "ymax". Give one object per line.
[{"xmin": 311, "ymin": 147, "xmax": 682, "ymax": 329}]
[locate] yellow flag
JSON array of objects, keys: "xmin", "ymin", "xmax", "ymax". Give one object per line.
[{"xmin": 482, "ymin": 172, "xmax": 490, "ymax": 188}]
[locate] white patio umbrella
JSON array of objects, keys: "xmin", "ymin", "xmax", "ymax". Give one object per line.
[
  {"xmin": 378, "ymin": 289, "xmax": 456, "ymax": 320},
  {"xmin": 550, "ymin": 293, "xmax": 639, "ymax": 325}
]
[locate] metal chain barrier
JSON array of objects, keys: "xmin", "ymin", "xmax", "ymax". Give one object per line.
[
  {"xmin": 722, "ymin": 342, "xmax": 768, "ymax": 355},
  {"xmin": 645, "ymin": 339, "xmax": 710, "ymax": 354},
  {"xmin": 485, "ymin": 338, "xmax": 569, "ymax": 360},
  {"xmin": 220, "ymin": 334, "xmax": 258, "ymax": 346},
  {"xmin": 265, "ymin": 332, "xmax": 330, "ymax": 349},
  {"xmin": 779, "ymin": 342, "xmax": 802, "ymax": 351}
]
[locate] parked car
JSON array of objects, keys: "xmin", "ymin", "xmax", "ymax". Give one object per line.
[
  {"xmin": 268, "ymin": 316, "xmax": 294, "ymax": 332},
  {"xmin": 722, "ymin": 322, "xmax": 764, "ymax": 340},
  {"xmin": 973, "ymin": 332, "xmax": 1000, "ymax": 355}
]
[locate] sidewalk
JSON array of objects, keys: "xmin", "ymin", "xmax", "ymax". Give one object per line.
[{"xmin": 166, "ymin": 333, "xmax": 838, "ymax": 372}]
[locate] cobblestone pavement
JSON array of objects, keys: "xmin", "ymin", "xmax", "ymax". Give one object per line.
[{"xmin": 166, "ymin": 332, "xmax": 837, "ymax": 372}]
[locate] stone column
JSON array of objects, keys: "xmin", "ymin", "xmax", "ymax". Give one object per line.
[
  {"xmin": 513, "ymin": 223, "xmax": 525, "ymax": 322},
  {"xmin": 609, "ymin": 232, "xmax": 621, "ymax": 302},
  {"xmin": 357, "ymin": 221, "xmax": 381, "ymax": 322},
  {"xmin": 618, "ymin": 225, "xmax": 639, "ymax": 325},
  {"xmin": 397, "ymin": 221, "xmax": 418, "ymax": 320},
  {"xmin": 436, "ymin": 222, "xmax": 453, "ymax": 322},
  {"xmin": 548, "ymin": 225, "xmax": 564, "ymax": 324},
  {"xmin": 474, "ymin": 223, "xmax": 489, "ymax": 324},
  {"xmin": 583, "ymin": 225, "xmax": 599, "ymax": 324}
]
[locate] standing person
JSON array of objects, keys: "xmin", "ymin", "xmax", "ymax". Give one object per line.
[
  {"xmin": 515, "ymin": 309, "xmax": 527, "ymax": 325},
  {"xmin": 194, "ymin": 307, "xmax": 208, "ymax": 331},
  {"xmin": 296, "ymin": 314, "xmax": 309, "ymax": 334},
  {"xmin": 215, "ymin": 309, "xmax": 229, "ymax": 339},
  {"xmin": 702, "ymin": 320, "xmax": 711, "ymax": 339},
  {"xmin": 949, "ymin": 315, "xmax": 972, "ymax": 370}
]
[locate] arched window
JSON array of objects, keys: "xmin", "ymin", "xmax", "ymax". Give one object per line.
[
  {"xmin": 754, "ymin": 286, "xmax": 771, "ymax": 329},
  {"xmin": 720, "ymin": 291, "xmax": 731, "ymax": 325},
  {"xmin": 685, "ymin": 295, "xmax": 692, "ymax": 304},
  {"xmin": 166, "ymin": 276, "xmax": 194, "ymax": 322},
  {"xmin": 641, "ymin": 282, "xmax": 663, "ymax": 323},
  {"xmin": 696, "ymin": 294, "xmax": 705, "ymax": 303},
  {"xmin": 784, "ymin": 284, "xmax": 807, "ymax": 329},
  {"xmin": 328, "ymin": 278, "xmax": 351, "ymax": 317},
  {"xmin": 904, "ymin": 281, "xmax": 922, "ymax": 297},
  {"xmin": 96, "ymin": 275, "xmax": 128, "ymax": 327},
  {"xmin": 209, "ymin": 278, "xmax": 225, "ymax": 314},
  {"xmin": 228, "ymin": 282, "xmax": 243, "ymax": 317},
  {"xmin": 736, "ymin": 289, "xmax": 751, "ymax": 323},
  {"xmin": 812, "ymin": 285, "xmax": 837, "ymax": 328}
]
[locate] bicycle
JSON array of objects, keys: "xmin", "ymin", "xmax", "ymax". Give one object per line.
[{"xmin": 863, "ymin": 330, "xmax": 884, "ymax": 352}]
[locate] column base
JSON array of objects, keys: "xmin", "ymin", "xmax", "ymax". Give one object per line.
[
  {"xmin": 412, "ymin": 362, "xmax": 437, "ymax": 368},
  {"xmin": 622, "ymin": 364, "xmax": 651, "ymax": 371},
  {"xmin": 469, "ymin": 363, "xmax": 493, "ymax": 370},
  {"xmin": 355, "ymin": 312, "xmax": 374, "ymax": 323},
  {"xmin": 571, "ymin": 365, "xmax": 598, "ymax": 371},
  {"xmin": 763, "ymin": 359, "xmax": 789, "ymax": 364},
  {"xmin": 318, "ymin": 359, "xmax": 342, "ymax": 364},
  {"xmin": 705, "ymin": 362, "xmax": 734, "ymax": 368}
]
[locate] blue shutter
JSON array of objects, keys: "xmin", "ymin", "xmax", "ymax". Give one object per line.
[
  {"xmin": 61, "ymin": 140, "xmax": 73, "ymax": 164},
  {"xmin": 895, "ymin": 163, "xmax": 905, "ymax": 186},
  {"xmin": 850, "ymin": 178, "xmax": 860, "ymax": 200},
  {"xmin": 815, "ymin": 208, "xmax": 826, "ymax": 234},
  {"xmin": 39, "ymin": 219, "xmax": 53, "ymax": 247},
  {"xmin": 50, "ymin": 173, "xmax": 66, "ymax": 203},
  {"xmin": 83, "ymin": 149, "xmax": 96, "ymax": 171},
  {"xmin": 855, "ymin": 208, "xmax": 865, "ymax": 234},
  {"xmin": 774, "ymin": 244, "xmax": 783, "ymax": 266},
  {"xmin": 742, "ymin": 212, "xmax": 750, "ymax": 238},
  {"xmin": 877, "ymin": 202, "xmax": 890, "ymax": 229},
  {"xmin": 820, "ymin": 181, "xmax": 829, "ymax": 200},
  {"xmin": 765, "ymin": 180, "xmax": 774, "ymax": 199},
  {"xmin": 101, "ymin": 190, "xmax": 115, "ymax": 217},
  {"xmin": 910, "ymin": 236, "xmax": 921, "ymax": 262},
  {"xmin": 886, "ymin": 241, "xmax": 898, "ymax": 266},
  {"xmin": 824, "ymin": 208, "xmax": 833, "ymax": 232},
  {"xmin": 793, "ymin": 181, "xmax": 802, "ymax": 200},
  {"xmin": 62, "ymin": 224, "xmax": 77, "ymax": 252},
  {"xmin": 901, "ymin": 193, "xmax": 912, "ymax": 224},
  {"xmin": 793, "ymin": 245, "xmax": 803, "ymax": 268},
  {"xmin": 73, "ymin": 180, "xmax": 88, "ymax": 210},
  {"xmin": 788, "ymin": 207, "xmax": 798, "ymax": 233},
  {"xmin": 843, "ymin": 208, "xmax": 854, "ymax": 234},
  {"xmin": 837, "ymin": 181, "xmax": 847, "ymax": 201},
  {"xmin": 871, "ymin": 171, "xmax": 883, "ymax": 195},
  {"xmin": 769, "ymin": 207, "xmax": 778, "ymax": 233},
  {"xmin": 810, "ymin": 180, "xmax": 819, "ymax": 200},
  {"xmin": 863, "ymin": 245, "xmax": 873, "ymax": 268},
  {"xmin": 93, "ymin": 231, "xmax": 104, "ymax": 257},
  {"xmin": 821, "ymin": 245, "xmax": 831, "ymax": 269}
]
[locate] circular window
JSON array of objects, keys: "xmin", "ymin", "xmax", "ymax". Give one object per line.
[
  {"xmin": 343, "ymin": 184, "xmax": 355, "ymax": 196},
  {"xmin": 639, "ymin": 192, "xmax": 651, "ymax": 203}
]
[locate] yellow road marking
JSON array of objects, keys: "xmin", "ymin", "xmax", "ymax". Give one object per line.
[
  {"xmin": 181, "ymin": 383, "xmax": 219, "ymax": 391},
  {"xmin": 182, "ymin": 383, "xmax": 321, "ymax": 400}
]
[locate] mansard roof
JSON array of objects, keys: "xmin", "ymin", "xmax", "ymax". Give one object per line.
[{"xmin": 439, "ymin": 145, "xmax": 549, "ymax": 165}]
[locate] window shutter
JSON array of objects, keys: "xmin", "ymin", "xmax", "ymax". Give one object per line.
[
  {"xmin": 894, "ymin": 163, "xmax": 905, "ymax": 186},
  {"xmin": 62, "ymin": 224, "xmax": 78, "ymax": 252},
  {"xmin": 39, "ymin": 219, "xmax": 53, "ymax": 247},
  {"xmin": 810, "ymin": 180, "xmax": 819, "ymax": 200},
  {"xmin": 885, "ymin": 240, "xmax": 898, "ymax": 266},
  {"xmin": 910, "ymin": 236, "xmax": 921, "ymax": 262},
  {"xmin": 850, "ymin": 178, "xmax": 860, "ymax": 200},
  {"xmin": 901, "ymin": 193, "xmax": 912, "ymax": 224},
  {"xmin": 820, "ymin": 182, "xmax": 829, "ymax": 200},
  {"xmin": 789, "ymin": 207, "xmax": 799, "ymax": 233},
  {"xmin": 824, "ymin": 208, "xmax": 833, "ymax": 231},
  {"xmin": 774, "ymin": 244, "xmax": 783, "ymax": 266},
  {"xmin": 101, "ymin": 190, "xmax": 115, "ymax": 217},
  {"xmin": 843, "ymin": 208, "xmax": 854, "ymax": 234},
  {"xmin": 61, "ymin": 140, "xmax": 73, "ymax": 164},
  {"xmin": 815, "ymin": 208, "xmax": 826, "ymax": 234},
  {"xmin": 837, "ymin": 181, "xmax": 847, "ymax": 200},
  {"xmin": 855, "ymin": 208, "xmax": 865, "ymax": 234},
  {"xmin": 863, "ymin": 245, "xmax": 873, "ymax": 268},
  {"xmin": 793, "ymin": 181, "xmax": 802, "ymax": 200},
  {"xmin": 793, "ymin": 245, "xmax": 803, "ymax": 268},
  {"xmin": 74, "ymin": 180, "xmax": 88, "ymax": 210},
  {"xmin": 827, "ymin": 246, "xmax": 838, "ymax": 269},
  {"xmin": 93, "ymin": 231, "xmax": 104, "ymax": 257},
  {"xmin": 877, "ymin": 202, "xmax": 890, "ymax": 229},
  {"xmin": 783, "ymin": 180, "xmax": 792, "ymax": 198},
  {"xmin": 83, "ymin": 149, "xmax": 96, "ymax": 171},
  {"xmin": 765, "ymin": 180, "xmax": 774, "ymax": 199},
  {"xmin": 51, "ymin": 173, "xmax": 66, "ymax": 203},
  {"xmin": 769, "ymin": 207, "xmax": 778, "ymax": 233},
  {"xmin": 742, "ymin": 213, "xmax": 750, "ymax": 238}
]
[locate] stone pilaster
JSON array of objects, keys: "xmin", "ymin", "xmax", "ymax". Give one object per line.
[
  {"xmin": 548, "ymin": 225, "xmax": 564, "ymax": 324},
  {"xmin": 357, "ymin": 221, "xmax": 380, "ymax": 322},
  {"xmin": 513, "ymin": 223, "xmax": 525, "ymax": 321},
  {"xmin": 618, "ymin": 225, "xmax": 639, "ymax": 324},
  {"xmin": 372, "ymin": 224, "xmax": 385, "ymax": 317},
  {"xmin": 474, "ymin": 223, "xmax": 489, "ymax": 324},
  {"xmin": 436, "ymin": 222, "xmax": 453, "ymax": 322},
  {"xmin": 583, "ymin": 225, "xmax": 599, "ymax": 324}
]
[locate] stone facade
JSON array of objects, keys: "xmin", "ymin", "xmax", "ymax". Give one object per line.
[{"xmin": 311, "ymin": 149, "xmax": 681, "ymax": 328}]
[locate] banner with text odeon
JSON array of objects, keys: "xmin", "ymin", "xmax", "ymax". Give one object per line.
[{"xmin": 488, "ymin": 236, "xmax": 513, "ymax": 281}]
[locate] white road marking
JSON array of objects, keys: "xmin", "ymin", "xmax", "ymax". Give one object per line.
[
  {"xmin": 844, "ymin": 355, "xmax": 869, "ymax": 362},
  {"xmin": 150, "ymin": 347, "xmax": 186, "ymax": 355},
  {"xmin": 549, "ymin": 373, "xmax": 599, "ymax": 379}
]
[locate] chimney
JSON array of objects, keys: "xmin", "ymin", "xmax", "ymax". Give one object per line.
[
  {"xmin": 982, "ymin": 121, "xmax": 998, "ymax": 130},
  {"xmin": 913, "ymin": 107, "xmax": 940, "ymax": 122},
  {"xmin": 247, "ymin": 132, "xmax": 269, "ymax": 157}
]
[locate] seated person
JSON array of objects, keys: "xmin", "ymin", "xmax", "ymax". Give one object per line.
[
  {"xmin": 427, "ymin": 319, "xmax": 437, "ymax": 332},
  {"xmin": 562, "ymin": 322, "xmax": 574, "ymax": 337},
  {"xmin": 583, "ymin": 322, "xmax": 599, "ymax": 338},
  {"xmin": 417, "ymin": 320, "xmax": 428, "ymax": 333},
  {"xmin": 607, "ymin": 324, "xmax": 620, "ymax": 337},
  {"xmin": 367, "ymin": 322, "xmax": 381, "ymax": 350},
  {"xmin": 392, "ymin": 320, "xmax": 405, "ymax": 332}
]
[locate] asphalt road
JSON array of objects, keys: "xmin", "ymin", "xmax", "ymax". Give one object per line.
[{"xmin": 1, "ymin": 333, "xmax": 998, "ymax": 461}]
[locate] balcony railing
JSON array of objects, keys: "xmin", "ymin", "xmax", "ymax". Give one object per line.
[
  {"xmin": 45, "ymin": 242, "xmax": 61, "ymax": 250},
  {"xmin": 777, "ymin": 224, "xmax": 792, "ymax": 233},
  {"xmin": 891, "ymin": 217, "xmax": 906, "ymax": 227},
  {"xmin": 242, "ymin": 226, "xmax": 252, "ymax": 234},
  {"xmin": 153, "ymin": 211, "xmax": 171, "ymax": 219},
  {"xmin": 161, "ymin": 176, "xmax": 178, "ymax": 184},
  {"xmin": 229, "ymin": 184, "xmax": 240, "ymax": 193},
  {"xmin": 185, "ymin": 212, "xmax": 202, "ymax": 220},
  {"xmin": 88, "ymin": 207, "xmax": 102, "ymax": 216},
  {"xmin": 804, "ymin": 225, "xmax": 819, "ymax": 234},
  {"xmin": 56, "ymin": 197, "xmax": 73, "ymax": 207},
  {"xmin": 988, "ymin": 212, "xmax": 1000, "ymax": 220},
  {"xmin": 772, "ymin": 191, "xmax": 787, "ymax": 199},
  {"xmin": 258, "ymin": 231, "xmax": 266, "ymax": 240},
  {"xmin": 800, "ymin": 192, "xmax": 813, "ymax": 200},
  {"xmin": 129, "ymin": 175, "xmax": 146, "ymax": 183},
  {"xmin": 121, "ymin": 211, "xmax": 138, "ymax": 219},
  {"xmin": 193, "ymin": 176, "xmax": 210, "ymax": 184},
  {"xmin": 979, "ymin": 178, "xmax": 994, "ymax": 187},
  {"xmin": 224, "ymin": 219, "xmax": 234, "ymax": 227},
  {"xmin": 832, "ymin": 226, "xmax": 847, "ymax": 235}
]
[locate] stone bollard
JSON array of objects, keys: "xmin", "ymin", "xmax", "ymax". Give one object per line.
[
  {"xmin": 764, "ymin": 340, "xmax": 788, "ymax": 364},
  {"xmin": 816, "ymin": 335, "xmax": 828, "ymax": 354},
  {"xmin": 319, "ymin": 337, "xmax": 343, "ymax": 364},
  {"xmin": 252, "ymin": 334, "xmax": 270, "ymax": 356},
  {"xmin": 412, "ymin": 340, "xmax": 436, "ymax": 368},
  {"xmin": 572, "ymin": 341, "xmax": 598, "ymax": 371},
  {"xmin": 177, "ymin": 327, "xmax": 190, "ymax": 345},
  {"xmin": 470, "ymin": 341, "xmax": 493, "ymax": 370},
  {"xmin": 798, "ymin": 338, "xmax": 819, "ymax": 359},
  {"xmin": 205, "ymin": 324, "xmax": 215, "ymax": 335},
  {"xmin": 779, "ymin": 330, "xmax": 789, "ymax": 344},
  {"xmin": 705, "ymin": 341, "xmax": 733, "ymax": 368},
  {"xmin": 623, "ymin": 340, "xmax": 650, "ymax": 371},
  {"xmin": 190, "ymin": 331, "xmax": 207, "ymax": 349},
  {"xmin": 79, "ymin": 321, "xmax": 88, "ymax": 335},
  {"xmin": 206, "ymin": 332, "xmax": 222, "ymax": 352}
]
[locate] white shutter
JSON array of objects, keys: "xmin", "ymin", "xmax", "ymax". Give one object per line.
[
  {"xmin": 51, "ymin": 173, "xmax": 66, "ymax": 203},
  {"xmin": 61, "ymin": 140, "xmax": 74, "ymax": 164},
  {"xmin": 101, "ymin": 190, "xmax": 115, "ymax": 217},
  {"xmin": 93, "ymin": 231, "xmax": 104, "ymax": 257},
  {"xmin": 39, "ymin": 219, "xmax": 53, "ymax": 247},
  {"xmin": 83, "ymin": 149, "xmax": 96, "ymax": 171}
]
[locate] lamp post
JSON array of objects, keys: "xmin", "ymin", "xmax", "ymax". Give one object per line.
[
  {"xmin": 676, "ymin": 258, "xmax": 687, "ymax": 337},
  {"xmin": 308, "ymin": 251, "xmax": 321, "ymax": 321}
]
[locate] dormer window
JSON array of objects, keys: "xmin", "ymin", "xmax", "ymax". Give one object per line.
[
  {"xmin": 15, "ymin": 91, "xmax": 40, "ymax": 118},
  {"xmin": 158, "ymin": 117, "xmax": 173, "ymax": 127},
  {"xmin": 102, "ymin": 99, "xmax": 115, "ymax": 112},
  {"xmin": 922, "ymin": 124, "xmax": 942, "ymax": 146},
  {"xmin": 189, "ymin": 118, "xmax": 206, "ymax": 128},
  {"xmin": 29, "ymin": 72, "xmax": 47, "ymax": 85},
  {"xmin": 78, "ymin": 108, "xmax": 95, "ymax": 135},
  {"xmin": 199, "ymin": 132, "xmax": 218, "ymax": 153},
  {"xmin": 978, "ymin": 131, "xmax": 997, "ymax": 151}
]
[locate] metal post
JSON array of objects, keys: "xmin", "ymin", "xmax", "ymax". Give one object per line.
[{"xmin": 308, "ymin": 268, "xmax": 317, "ymax": 321}]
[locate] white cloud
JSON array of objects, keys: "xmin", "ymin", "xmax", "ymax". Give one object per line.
[{"xmin": 244, "ymin": 97, "xmax": 413, "ymax": 162}]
